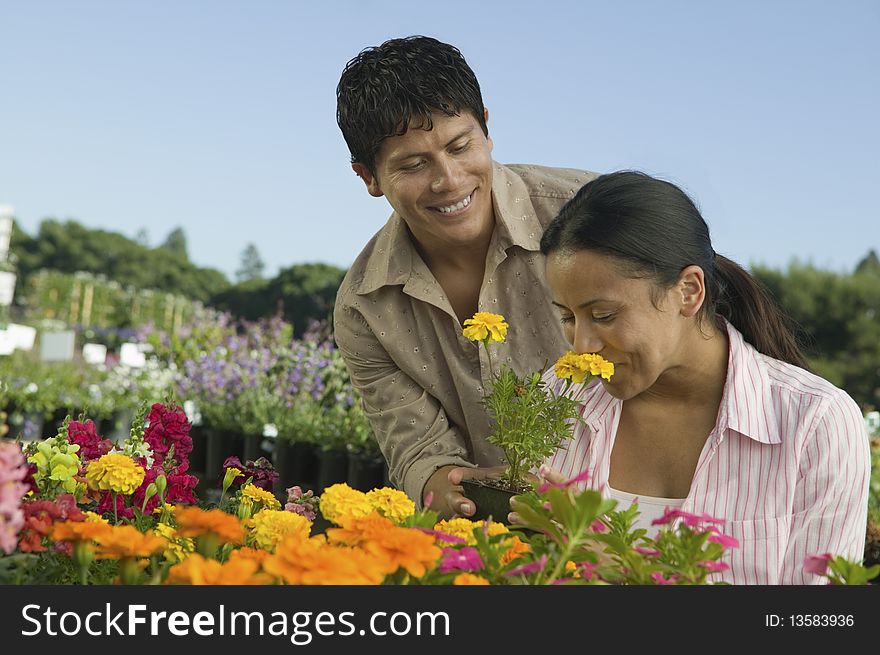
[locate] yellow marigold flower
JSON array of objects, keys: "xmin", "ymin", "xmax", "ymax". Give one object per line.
[
  {"xmin": 154, "ymin": 522, "xmax": 194, "ymax": 563},
  {"xmin": 433, "ymin": 518, "xmax": 483, "ymax": 545},
  {"xmin": 174, "ymin": 506, "xmax": 246, "ymax": 544},
  {"xmin": 166, "ymin": 553, "xmax": 271, "ymax": 585},
  {"xmin": 241, "ymin": 483, "xmax": 281, "ymax": 511},
  {"xmin": 319, "ymin": 483, "xmax": 373, "ymax": 526},
  {"xmin": 360, "ymin": 526, "xmax": 441, "ymax": 578},
  {"xmin": 264, "ymin": 538, "xmax": 387, "ymax": 585},
  {"xmin": 453, "ymin": 572, "xmax": 490, "ymax": 585},
  {"xmin": 365, "ymin": 487, "xmax": 415, "ymax": 523},
  {"xmin": 92, "ymin": 524, "xmax": 167, "ymax": 559},
  {"xmin": 82, "ymin": 511, "xmax": 110, "ymax": 525},
  {"xmin": 250, "ymin": 509, "xmax": 311, "ymax": 552},
  {"xmin": 462, "ymin": 312, "xmax": 508, "ymax": 343},
  {"xmin": 85, "ymin": 453, "xmax": 145, "ymax": 495},
  {"xmin": 554, "ymin": 351, "xmax": 615, "ymax": 384},
  {"xmin": 566, "ymin": 560, "xmax": 578, "ymax": 572},
  {"xmin": 52, "ymin": 520, "xmax": 113, "ymax": 543}
]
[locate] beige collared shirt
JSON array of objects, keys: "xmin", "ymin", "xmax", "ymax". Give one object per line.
[{"xmin": 334, "ymin": 162, "xmax": 597, "ymax": 503}]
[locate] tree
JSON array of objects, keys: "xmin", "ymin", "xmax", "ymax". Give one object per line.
[
  {"xmin": 236, "ymin": 243, "xmax": 266, "ymax": 282},
  {"xmin": 160, "ymin": 227, "xmax": 188, "ymax": 259},
  {"xmin": 855, "ymin": 249, "xmax": 880, "ymax": 277}
]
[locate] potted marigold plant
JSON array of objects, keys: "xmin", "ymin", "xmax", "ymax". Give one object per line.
[{"xmin": 459, "ymin": 312, "xmax": 613, "ymax": 522}]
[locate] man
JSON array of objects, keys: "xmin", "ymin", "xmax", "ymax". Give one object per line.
[{"xmin": 334, "ymin": 35, "xmax": 597, "ymax": 518}]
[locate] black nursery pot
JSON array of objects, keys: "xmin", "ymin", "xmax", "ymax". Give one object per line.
[
  {"xmin": 460, "ymin": 478, "xmax": 520, "ymax": 525},
  {"xmin": 273, "ymin": 440, "xmax": 319, "ymax": 493},
  {"xmin": 346, "ymin": 452, "xmax": 387, "ymax": 492},
  {"xmin": 317, "ymin": 447, "xmax": 350, "ymax": 493}
]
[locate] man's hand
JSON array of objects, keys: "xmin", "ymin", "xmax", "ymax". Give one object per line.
[{"xmin": 423, "ymin": 464, "xmax": 507, "ymax": 520}]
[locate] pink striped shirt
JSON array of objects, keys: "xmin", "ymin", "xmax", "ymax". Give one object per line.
[{"xmin": 545, "ymin": 321, "xmax": 871, "ymax": 584}]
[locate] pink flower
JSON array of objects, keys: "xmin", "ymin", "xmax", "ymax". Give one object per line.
[
  {"xmin": 635, "ymin": 546, "xmax": 661, "ymax": 557},
  {"xmin": 0, "ymin": 442, "xmax": 29, "ymax": 554},
  {"xmin": 803, "ymin": 553, "xmax": 833, "ymax": 576},
  {"xmin": 651, "ymin": 508, "xmax": 724, "ymax": 529},
  {"xmin": 590, "ymin": 519, "xmax": 607, "ymax": 533},
  {"xmin": 650, "ymin": 571, "xmax": 679, "ymax": 585},
  {"xmin": 698, "ymin": 560, "xmax": 730, "ymax": 573},
  {"xmin": 707, "ymin": 531, "xmax": 740, "ymax": 550},
  {"xmin": 537, "ymin": 468, "xmax": 590, "ymax": 493},
  {"xmin": 578, "ymin": 561, "xmax": 598, "ymax": 581},
  {"xmin": 505, "ymin": 555, "xmax": 549, "ymax": 577},
  {"xmin": 439, "ymin": 547, "xmax": 484, "ymax": 573}
]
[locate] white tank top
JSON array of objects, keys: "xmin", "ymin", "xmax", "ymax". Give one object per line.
[{"xmin": 605, "ymin": 486, "xmax": 686, "ymax": 540}]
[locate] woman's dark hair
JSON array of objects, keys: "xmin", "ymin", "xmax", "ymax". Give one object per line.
[
  {"xmin": 336, "ymin": 35, "xmax": 488, "ymax": 174},
  {"xmin": 540, "ymin": 171, "xmax": 809, "ymax": 369}
]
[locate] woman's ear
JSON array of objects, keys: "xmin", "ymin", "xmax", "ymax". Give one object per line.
[{"xmin": 677, "ymin": 265, "xmax": 706, "ymax": 318}]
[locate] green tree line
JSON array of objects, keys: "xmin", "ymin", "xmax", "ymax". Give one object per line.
[
  {"xmin": 8, "ymin": 219, "xmax": 879, "ymax": 408},
  {"xmin": 9, "ymin": 219, "xmax": 345, "ymax": 338}
]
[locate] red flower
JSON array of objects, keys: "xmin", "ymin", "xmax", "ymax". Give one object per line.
[
  {"xmin": 144, "ymin": 403, "xmax": 193, "ymax": 471},
  {"xmin": 68, "ymin": 420, "xmax": 113, "ymax": 463},
  {"xmin": 18, "ymin": 495, "xmax": 85, "ymax": 554}
]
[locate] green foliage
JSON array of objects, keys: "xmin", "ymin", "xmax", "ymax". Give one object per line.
[
  {"xmin": 752, "ymin": 259, "xmax": 880, "ymax": 408},
  {"xmin": 10, "ymin": 219, "xmax": 229, "ymax": 305},
  {"xmin": 483, "ymin": 368, "xmax": 583, "ymax": 489}
]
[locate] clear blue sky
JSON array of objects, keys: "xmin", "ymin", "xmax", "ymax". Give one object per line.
[{"xmin": 1, "ymin": 0, "xmax": 877, "ymax": 281}]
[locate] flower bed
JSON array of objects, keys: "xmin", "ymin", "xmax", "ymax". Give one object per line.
[{"xmin": 1, "ymin": 403, "xmax": 874, "ymax": 585}]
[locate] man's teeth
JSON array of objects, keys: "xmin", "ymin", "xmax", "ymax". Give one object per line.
[{"xmin": 436, "ymin": 194, "xmax": 472, "ymax": 214}]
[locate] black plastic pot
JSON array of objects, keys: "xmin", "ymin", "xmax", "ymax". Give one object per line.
[
  {"xmin": 273, "ymin": 440, "xmax": 319, "ymax": 494},
  {"xmin": 317, "ymin": 447, "xmax": 350, "ymax": 493},
  {"xmin": 460, "ymin": 478, "xmax": 520, "ymax": 524},
  {"xmin": 187, "ymin": 425, "xmax": 208, "ymax": 476},
  {"xmin": 346, "ymin": 452, "xmax": 387, "ymax": 491},
  {"xmin": 204, "ymin": 429, "xmax": 244, "ymax": 485}
]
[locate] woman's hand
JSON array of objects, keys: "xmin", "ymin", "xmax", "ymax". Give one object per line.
[{"xmin": 508, "ymin": 464, "xmax": 567, "ymax": 525}]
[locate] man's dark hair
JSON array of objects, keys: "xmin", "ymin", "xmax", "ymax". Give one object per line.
[{"xmin": 336, "ymin": 35, "xmax": 488, "ymax": 173}]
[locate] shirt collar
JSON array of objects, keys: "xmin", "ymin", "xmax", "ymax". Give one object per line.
[
  {"xmin": 573, "ymin": 320, "xmax": 781, "ymax": 445},
  {"xmin": 354, "ymin": 162, "xmax": 544, "ymax": 296},
  {"xmin": 717, "ymin": 320, "xmax": 781, "ymax": 444}
]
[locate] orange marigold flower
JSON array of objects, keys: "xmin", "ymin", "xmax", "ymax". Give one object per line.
[
  {"xmin": 166, "ymin": 553, "xmax": 271, "ymax": 585},
  {"xmin": 453, "ymin": 572, "xmax": 490, "ymax": 585},
  {"xmin": 264, "ymin": 537, "xmax": 386, "ymax": 585},
  {"xmin": 92, "ymin": 524, "xmax": 167, "ymax": 559},
  {"xmin": 52, "ymin": 520, "xmax": 113, "ymax": 543},
  {"xmin": 325, "ymin": 512, "xmax": 396, "ymax": 546},
  {"xmin": 229, "ymin": 546, "xmax": 271, "ymax": 565},
  {"xmin": 500, "ymin": 535, "xmax": 530, "ymax": 565},
  {"xmin": 360, "ymin": 525, "xmax": 442, "ymax": 578},
  {"xmin": 174, "ymin": 505, "xmax": 245, "ymax": 544}
]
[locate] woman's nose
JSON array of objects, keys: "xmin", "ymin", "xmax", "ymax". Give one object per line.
[{"xmin": 573, "ymin": 324, "xmax": 603, "ymax": 354}]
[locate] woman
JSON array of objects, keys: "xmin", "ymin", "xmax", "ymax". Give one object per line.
[{"xmin": 538, "ymin": 171, "xmax": 870, "ymax": 584}]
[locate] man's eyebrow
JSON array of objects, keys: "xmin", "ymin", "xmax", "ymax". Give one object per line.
[{"xmin": 386, "ymin": 125, "xmax": 475, "ymax": 165}]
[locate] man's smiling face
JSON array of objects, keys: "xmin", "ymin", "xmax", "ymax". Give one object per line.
[{"xmin": 353, "ymin": 110, "xmax": 495, "ymax": 253}]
